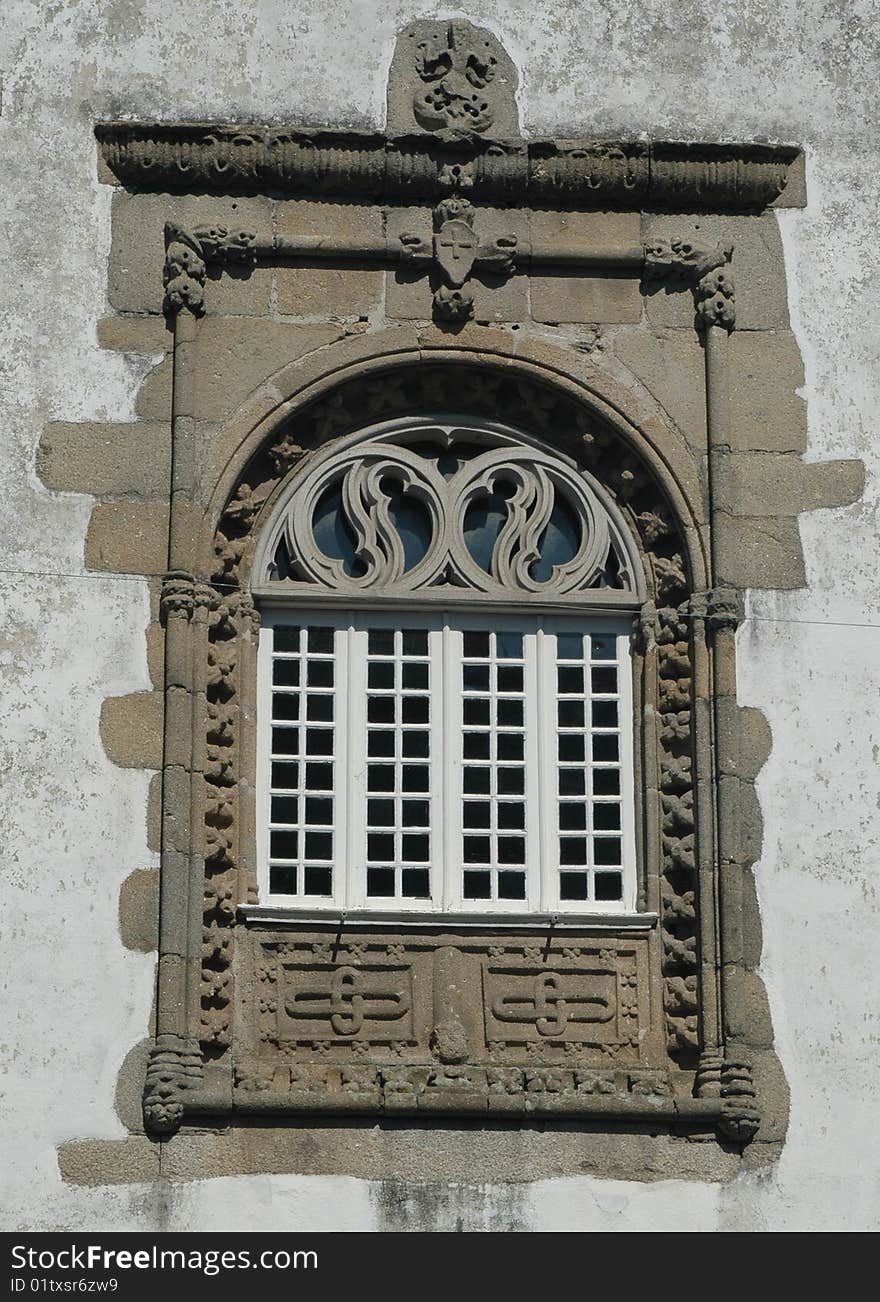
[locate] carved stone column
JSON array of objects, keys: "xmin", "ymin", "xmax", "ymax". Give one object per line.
[
  {"xmin": 698, "ymin": 258, "xmax": 761, "ymax": 1141},
  {"xmin": 688, "ymin": 591, "xmax": 722, "ymax": 1098},
  {"xmin": 144, "ymin": 573, "xmax": 206, "ymax": 1133},
  {"xmin": 143, "ymin": 225, "xmax": 208, "ymax": 1135}
]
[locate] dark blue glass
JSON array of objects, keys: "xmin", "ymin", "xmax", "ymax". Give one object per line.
[
  {"xmin": 463, "ymin": 491, "xmax": 508, "ymax": 573},
  {"xmin": 312, "ymin": 485, "xmax": 365, "ymax": 578},
  {"xmin": 530, "ymin": 495, "xmax": 581, "ymax": 582},
  {"xmin": 386, "ymin": 491, "xmax": 431, "ymax": 572}
]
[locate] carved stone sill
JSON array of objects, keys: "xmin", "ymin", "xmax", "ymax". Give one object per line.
[
  {"xmin": 96, "ymin": 122, "xmax": 803, "ymax": 212},
  {"xmin": 239, "ymin": 906, "xmax": 659, "ymax": 931}
]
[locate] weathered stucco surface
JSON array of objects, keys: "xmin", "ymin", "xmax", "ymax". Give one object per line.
[{"xmin": 1, "ymin": 1, "xmax": 878, "ymax": 1231}]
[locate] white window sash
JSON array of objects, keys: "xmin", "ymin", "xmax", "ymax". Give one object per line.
[{"xmin": 257, "ymin": 609, "xmax": 637, "ymax": 915}]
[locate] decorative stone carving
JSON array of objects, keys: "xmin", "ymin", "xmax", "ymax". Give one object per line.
[
  {"xmin": 143, "ymin": 1035, "xmax": 202, "ymax": 1134},
  {"xmin": 644, "ymin": 236, "xmax": 736, "ymax": 330},
  {"xmin": 399, "ymin": 195, "xmax": 518, "ymax": 321},
  {"xmin": 719, "ymin": 1058, "xmax": 761, "ymax": 1141},
  {"xmin": 97, "ymin": 122, "xmax": 800, "ymax": 210},
  {"xmin": 657, "ymin": 605, "xmax": 699, "ymax": 1059},
  {"xmin": 387, "ymin": 20, "xmax": 520, "ymax": 139},
  {"xmin": 254, "ymin": 420, "xmax": 637, "ymax": 599},
  {"xmin": 239, "ymin": 932, "xmax": 657, "ymax": 1118},
  {"xmin": 162, "ymin": 224, "xmax": 206, "ymax": 317},
  {"xmin": 162, "ymin": 222, "xmax": 257, "ymax": 317}
]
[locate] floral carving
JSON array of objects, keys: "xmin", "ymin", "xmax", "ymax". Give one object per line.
[
  {"xmin": 643, "ymin": 236, "xmax": 736, "ymax": 330},
  {"xmin": 657, "ymin": 606, "xmax": 699, "ymax": 1059},
  {"xmin": 412, "ymin": 22, "xmax": 499, "ymax": 135}
]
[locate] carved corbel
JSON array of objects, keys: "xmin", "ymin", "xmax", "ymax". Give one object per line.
[
  {"xmin": 163, "ymin": 221, "xmax": 258, "ymax": 317},
  {"xmin": 143, "ymin": 1034, "xmax": 203, "ymax": 1135},
  {"xmin": 643, "ymin": 237, "xmax": 736, "ymax": 330},
  {"xmin": 163, "ymin": 224, "xmax": 207, "ymax": 316}
]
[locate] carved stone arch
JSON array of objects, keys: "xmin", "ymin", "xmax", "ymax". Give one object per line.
[
  {"xmin": 205, "ymin": 355, "xmax": 706, "ymax": 610},
  {"xmin": 195, "ymin": 331, "xmax": 710, "ymax": 597}
]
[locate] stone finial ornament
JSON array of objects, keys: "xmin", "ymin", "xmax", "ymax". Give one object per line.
[{"xmin": 387, "ymin": 19, "xmax": 520, "ymax": 139}]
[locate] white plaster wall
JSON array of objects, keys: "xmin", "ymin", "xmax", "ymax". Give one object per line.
[{"xmin": 0, "ymin": 1, "xmax": 877, "ymax": 1232}]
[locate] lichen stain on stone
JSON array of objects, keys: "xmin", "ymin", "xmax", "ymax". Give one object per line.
[{"xmin": 370, "ymin": 1178, "xmax": 529, "ymax": 1233}]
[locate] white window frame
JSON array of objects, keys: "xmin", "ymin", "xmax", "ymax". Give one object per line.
[{"xmin": 256, "ymin": 606, "xmax": 638, "ymax": 919}]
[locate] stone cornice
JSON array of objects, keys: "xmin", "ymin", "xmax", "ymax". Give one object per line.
[{"xmin": 96, "ymin": 122, "xmax": 802, "ymax": 212}]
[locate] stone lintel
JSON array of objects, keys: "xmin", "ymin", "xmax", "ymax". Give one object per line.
[{"xmin": 95, "ymin": 123, "xmax": 803, "ymax": 213}]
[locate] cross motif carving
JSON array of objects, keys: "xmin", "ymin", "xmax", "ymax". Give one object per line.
[{"xmin": 399, "ymin": 195, "xmax": 518, "ymax": 321}]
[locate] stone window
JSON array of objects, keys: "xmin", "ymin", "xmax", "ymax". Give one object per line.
[
  {"xmin": 71, "ymin": 18, "xmax": 856, "ymax": 1165},
  {"xmin": 252, "ymin": 418, "xmax": 643, "ymax": 916}
]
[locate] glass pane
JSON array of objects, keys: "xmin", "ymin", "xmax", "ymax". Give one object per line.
[
  {"xmin": 387, "ymin": 494, "xmax": 432, "ymax": 573},
  {"xmin": 402, "ymin": 799, "xmax": 429, "ymax": 827},
  {"xmin": 273, "ymin": 693, "xmax": 299, "ymax": 721},
  {"xmin": 368, "ymin": 629, "xmax": 394, "ymax": 655},
  {"xmin": 560, "ymin": 872, "xmax": 588, "ymax": 901},
  {"xmin": 273, "ymin": 659, "xmax": 299, "ymax": 687},
  {"xmin": 498, "ymin": 871, "xmax": 526, "ymax": 900},
  {"xmin": 496, "ymin": 632, "xmax": 523, "ymax": 659},
  {"xmin": 273, "ymin": 625, "xmax": 300, "ymax": 653},
  {"xmin": 595, "ymin": 871, "xmax": 623, "ymax": 901},
  {"xmin": 401, "ymin": 833, "xmax": 429, "ymax": 862},
  {"xmin": 307, "ymin": 627, "xmax": 333, "ymax": 654},
  {"xmin": 402, "ymin": 868, "xmax": 430, "ymax": 898},
  {"xmin": 304, "ymin": 866, "xmax": 332, "ymax": 896},
  {"xmin": 368, "ymin": 662, "xmax": 394, "ymax": 690},
  {"xmin": 272, "ymin": 727, "xmax": 299, "ymax": 756},
  {"xmin": 462, "ymin": 494, "xmax": 509, "ymax": 574},
  {"xmin": 530, "ymin": 493, "xmax": 580, "ymax": 582},
  {"xmin": 312, "ymin": 484, "xmax": 365, "ymax": 578},
  {"xmin": 367, "ymin": 867, "xmax": 395, "ymax": 897},
  {"xmin": 368, "ymin": 730, "xmax": 394, "ymax": 757},
  {"xmin": 270, "ymin": 865, "xmax": 297, "ymax": 894},
  {"xmin": 463, "ymin": 870, "xmax": 491, "ymax": 899},
  {"xmin": 368, "ymin": 799, "xmax": 394, "ymax": 826}
]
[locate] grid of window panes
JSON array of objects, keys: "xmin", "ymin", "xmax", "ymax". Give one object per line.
[
  {"xmin": 365, "ymin": 628, "xmax": 432, "ymax": 900},
  {"xmin": 267, "ymin": 624, "xmax": 335, "ymax": 897},
  {"xmin": 262, "ymin": 616, "xmax": 633, "ymax": 911},
  {"xmin": 555, "ymin": 630, "xmax": 624, "ymax": 903},
  {"xmin": 461, "ymin": 630, "xmax": 527, "ymax": 901}
]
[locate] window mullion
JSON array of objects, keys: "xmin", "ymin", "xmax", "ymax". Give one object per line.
[
  {"xmin": 343, "ymin": 617, "xmax": 366, "ymax": 909},
  {"xmin": 441, "ymin": 620, "xmax": 462, "ymax": 911},
  {"xmin": 256, "ymin": 620, "xmax": 273, "ymax": 902},
  {"xmin": 534, "ymin": 623, "xmax": 558, "ymax": 911}
]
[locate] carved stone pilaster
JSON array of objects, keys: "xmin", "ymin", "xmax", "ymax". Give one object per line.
[
  {"xmin": 644, "ymin": 237, "xmax": 736, "ymax": 331},
  {"xmin": 143, "ymin": 1034, "xmax": 203, "ymax": 1135}
]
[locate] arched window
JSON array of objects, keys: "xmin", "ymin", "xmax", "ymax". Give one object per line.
[{"xmin": 250, "ymin": 417, "xmax": 646, "ymax": 917}]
